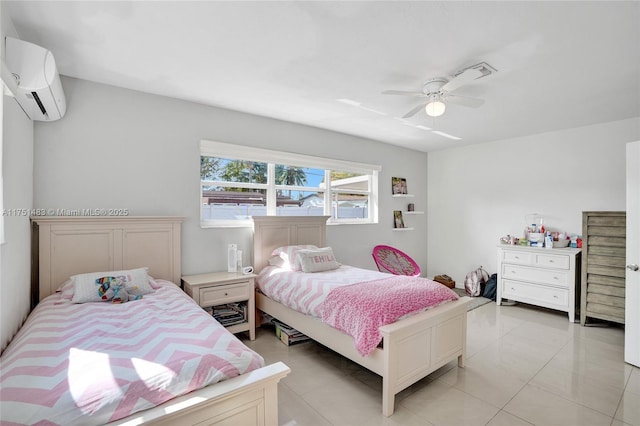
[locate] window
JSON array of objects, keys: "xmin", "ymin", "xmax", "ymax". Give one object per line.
[{"xmin": 200, "ymin": 140, "xmax": 380, "ymax": 227}]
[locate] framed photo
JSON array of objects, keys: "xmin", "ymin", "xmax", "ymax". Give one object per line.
[
  {"xmin": 393, "ymin": 210, "xmax": 405, "ymax": 228},
  {"xmin": 392, "ymin": 177, "xmax": 408, "ymax": 195}
]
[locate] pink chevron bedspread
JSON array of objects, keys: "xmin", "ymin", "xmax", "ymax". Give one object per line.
[
  {"xmin": 321, "ymin": 276, "xmax": 459, "ymax": 356},
  {"xmin": 257, "ymin": 266, "xmax": 459, "ymax": 356},
  {"xmin": 257, "ymin": 265, "xmax": 391, "ymax": 318},
  {"xmin": 0, "ymin": 280, "xmax": 264, "ymax": 426}
]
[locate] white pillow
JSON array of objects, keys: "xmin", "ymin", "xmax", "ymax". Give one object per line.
[
  {"xmin": 296, "ymin": 247, "xmax": 341, "ymax": 273},
  {"xmin": 267, "ymin": 256, "xmax": 285, "ymax": 268},
  {"xmin": 70, "ymin": 267, "xmax": 154, "ymax": 303},
  {"xmin": 271, "ymin": 245, "xmax": 318, "ymax": 271}
]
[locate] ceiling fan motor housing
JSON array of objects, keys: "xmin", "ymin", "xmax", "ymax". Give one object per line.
[{"xmin": 422, "ymin": 78, "xmax": 448, "ymax": 96}]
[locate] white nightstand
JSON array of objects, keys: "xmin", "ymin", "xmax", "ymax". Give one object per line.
[{"xmin": 182, "ymin": 271, "xmax": 256, "ymax": 340}]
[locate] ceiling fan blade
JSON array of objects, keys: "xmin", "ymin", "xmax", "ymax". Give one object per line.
[
  {"xmin": 447, "ymin": 94, "xmax": 485, "ymax": 108},
  {"xmin": 382, "ymin": 90, "xmax": 425, "ymax": 97},
  {"xmin": 402, "ymin": 102, "xmax": 428, "ymax": 118},
  {"xmin": 441, "ymin": 67, "xmax": 483, "ymax": 92}
]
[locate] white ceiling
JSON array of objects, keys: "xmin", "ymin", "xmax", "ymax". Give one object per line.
[{"xmin": 4, "ymin": 1, "xmax": 640, "ymax": 152}]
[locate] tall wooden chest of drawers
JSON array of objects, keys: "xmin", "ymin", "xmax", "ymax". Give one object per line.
[
  {"xmin": 580, "ymin": 211, "xmax": 626, "ymax": 325},
  {"xmin": 497, "ymin": 245, "xmax": 582, "ymax": 322}
]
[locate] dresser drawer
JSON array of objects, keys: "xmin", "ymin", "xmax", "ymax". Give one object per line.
[
  {"xmin": 502, "ymin": 279, "xmax": 568, "ymax": 308},
  {"xmin": 199, "ymin": 282, "xmax": 251, "ymax": 306},
  {"xmin": 535, "ymin": 253, "xmax": 570, "ymax": 269},
  {"xmin": 501, "ymin": 250, "xmax": 534, "ymax": 265},
  {"xmin": 502, "ymin": 264, "xmax": 569, "ymax": 288}
]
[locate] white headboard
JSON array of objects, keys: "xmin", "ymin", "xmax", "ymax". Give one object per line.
[
  {"xmin": 252, "ymin": 216, "xmax": 329, "ymax": 272},
  {"xmin": 32, "ymin": 216, "xmax": 183, "ymax": 302}
]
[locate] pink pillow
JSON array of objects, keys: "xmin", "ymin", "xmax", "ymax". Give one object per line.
[
  {"xmin": 148, "ymin": 277, "xmax": 161, "ymax": 289},
  {"xmin": 56, "ymin": 280, "xmax": 74, "ymax": 300}
]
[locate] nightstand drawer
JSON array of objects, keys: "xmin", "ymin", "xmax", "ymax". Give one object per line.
[
  {"xmin": 182, "ymin": 271, "xmax": 256, "ymax": 341},
  {"xmin": 199, "ymin": 282, "xmax": 250, "ymax": 306}
]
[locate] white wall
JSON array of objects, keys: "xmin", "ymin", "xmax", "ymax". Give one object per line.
[
  {"xmin": 427, "ymin": 117, "xmax": 640, "ymax": 286},
  {"xmin": 33, "ymin": 77, "xmax": 429, "ymax": 278},
  {"xmin": 0, "ymin": 4, "xmax": 35, "ymax": 352}
]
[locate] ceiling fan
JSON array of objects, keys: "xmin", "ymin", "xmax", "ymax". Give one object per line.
[{"xmin": 382, "ymin": 62, "xmax": 495, "ymax": 118}]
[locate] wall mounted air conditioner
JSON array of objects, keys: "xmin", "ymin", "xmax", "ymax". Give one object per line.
[{"xmin": 5, "ymin": 36, "xmax": 66, "ymax": 121}]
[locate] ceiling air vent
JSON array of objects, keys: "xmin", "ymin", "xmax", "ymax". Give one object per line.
[{"xmin": 455, "ymin": 62, "xmax": 497, "ymax": 80}]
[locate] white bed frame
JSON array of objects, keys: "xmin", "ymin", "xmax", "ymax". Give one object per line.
[
  {"xmin": 252, "ymin": 216, "xmax": 469, "ymax": 417},
  {"xmin": 32, "ymin": 216, "xmax": 289, "ymax": 426}
]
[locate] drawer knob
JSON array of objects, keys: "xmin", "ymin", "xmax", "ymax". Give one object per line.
[
  {"xmin": 553, "ymin": 295, "xmax": 558, "ymax": 299},
  {"xmin": 224, "ymin": 292, "xmax": 229, "ymax": 296},
  {"xmin": 549, "ymin": 260, "xmax": 554, "ymax": 263}
]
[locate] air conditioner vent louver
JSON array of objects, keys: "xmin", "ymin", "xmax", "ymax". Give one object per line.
[{"xmin": 31, "ymin": 92, "xmax": 48, "ymax": 115}]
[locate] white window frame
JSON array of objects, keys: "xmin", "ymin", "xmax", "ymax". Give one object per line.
[{"xmin": 200, "ymin": 140, "xmax": 380, "ymax": 228}]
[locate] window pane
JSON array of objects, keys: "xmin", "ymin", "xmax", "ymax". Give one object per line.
[
  {"xmin": 273, "ymin": 167, "xmax": 325, "ymax": 217},
  {"xmin": 202, "ymin": 157, "xmax": 268, "ymax": 184},
  {"xmin": 202, "ymin": 186, "xmax": 267, "ymax": 220},
  {"xmin": 330, "ymin": 171, "xmax": 369, "ymax": 191},
  {"xmin": 274, "ymin": 165, "xmax": 323, "ymax": 189},
  {"xmin": 278, "ymin": 191, "xmax": 325, "ymax": 217},
  {"xmin": 332, "ymin": 192, "xmax": 369, "ymax": 219},
  {"xmin": 200, "ymin": 157, "xmax": 223, "ymax": 181}
]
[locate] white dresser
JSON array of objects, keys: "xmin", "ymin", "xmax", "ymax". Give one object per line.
[{"xmin": 497, "ymin": 245, "xmax": 582, "ymax": 322}]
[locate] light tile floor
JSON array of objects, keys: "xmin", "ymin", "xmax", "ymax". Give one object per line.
[{"xmin": 242, "ymin": 302, "xmax": 640, "ymax": 426}]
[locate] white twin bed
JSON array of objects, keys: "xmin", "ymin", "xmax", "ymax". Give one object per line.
[
  {"xmin": 0, "ymin": 216, "xmax": 289, "ymax": 426},
  {"xmin": 252, "ymin": 216, "xmax": 469, "ymax": 417}
]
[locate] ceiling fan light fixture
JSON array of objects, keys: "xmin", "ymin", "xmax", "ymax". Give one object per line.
[{"xmin": 425, "ymin": 97, "xmax": 446, "ymax": 117}]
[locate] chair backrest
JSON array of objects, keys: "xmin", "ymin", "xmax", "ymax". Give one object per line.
[{"xmin": 371, "ymin": 245, "xmax": 421, "ymax": 276}]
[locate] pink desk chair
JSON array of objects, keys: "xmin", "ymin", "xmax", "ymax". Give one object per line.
[{"xmin": 372, "ymin": 245, "xmax": 421, "ymax": 276}]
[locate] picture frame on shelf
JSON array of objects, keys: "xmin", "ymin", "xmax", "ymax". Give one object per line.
[
  {"xmin": 392, "ymin": 177, "xmax": 408, "ymax": 195},
  {"xmin": 393, "ymin": 210, "xmax": 405, "ymax": 228}
]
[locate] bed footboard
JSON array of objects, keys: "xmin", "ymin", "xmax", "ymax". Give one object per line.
[
  {"xmin": 256, "ymin": 291, "xmax": 469, "ymax": 416},
  {"xmin": 379, "ymin": 297, "xmax": 469, "ymax": 416},
  {"xmin": 110, "ymin": 362, "xmax": 290, "ymax": 426}
]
